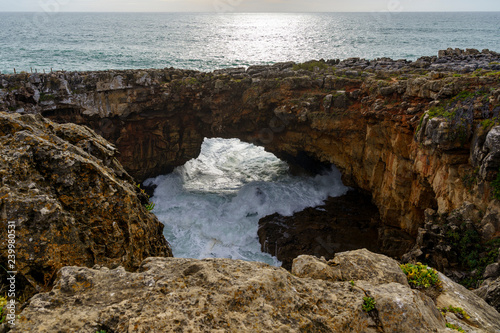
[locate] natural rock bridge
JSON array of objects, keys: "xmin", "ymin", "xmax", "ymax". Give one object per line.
[{"xmin": 1, "ymin": 51, "xmax": 500, "ymax": 245}]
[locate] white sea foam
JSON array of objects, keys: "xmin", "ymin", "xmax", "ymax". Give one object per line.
[{"xmin": 145, "ymin": 138, "xmax": 348, "ymax": 266}]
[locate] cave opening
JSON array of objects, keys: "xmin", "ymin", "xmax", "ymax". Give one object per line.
[{"xmin": 144, "ymin": 137, "xmax": 390, "ymax": 269}]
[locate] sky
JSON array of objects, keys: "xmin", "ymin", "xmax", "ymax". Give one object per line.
[{"xmin": 2, "ymin": 0, "xmax": 500, "ymax": 13}]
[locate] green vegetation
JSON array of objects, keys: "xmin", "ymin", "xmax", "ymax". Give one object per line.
[
  {"xmin": 362, "ymin": 296, "xmax": 376, "ymax": 312},
  {"xmin": 0, "ymin": 296, "xmax": 6, "ymax": 324},
  {"xmin": 39, "ymin": 93, "xmax": 56, "ymax": 102},
  {"xmin": 137, "ymin": 184, "xmax": 156, "ymax": 212},
  {"xmin": 446, "ymin": 224, "xmax": 500, "ymax": 288},
  {"xmin": 292, "ymin": 60, "xmax": 330, "ymax": 72},
  {"xmin": 446, "ymin": 323, "xmax": 465, "ymax": 332},
  {"xmin": 492, "ymin": 168, "xmax": 500, "ymax": 200},
  {"xmin": 440, "ymin": 305, "xmax": 470, "ymax": 320},
  {"xmin": 349, "ymin": 280, "xmax": 355, "ymax": 287},
  {"xmin": 461, "ymin": 168, "xmax": 478, "ymax": 192},
  {"xmin": 400, "ymin": 263, "xmax": 441, "ymax": 289},
  {"xmin": 185, "ymin": 77, "xmax": 199, "ymax": 86},
  {"xmin": 453, "ymin": 74, "xmax": 462, "ymax": 77},
  {"xmin": 480, "ymin": 118, "xmax": 499, "ymax": 130},
  {"xmin": 427, "ymin": 106, "xmax": 455, "ymax": 119}
]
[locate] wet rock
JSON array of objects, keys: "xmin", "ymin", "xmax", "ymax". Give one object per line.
[
  {"xmin": 12, "ymin": 251, "xmax": 500, "ymax": 333},
  {"xmin": 0, "ymin": 112, "xmax": 172, "ymax": 298},
  {"xmin": 258, "ymin": 190, "xmax": 388, "ymax": 270}
]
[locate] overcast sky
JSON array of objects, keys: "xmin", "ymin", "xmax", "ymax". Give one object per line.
[{"xmin": 2, "ymin": 0, "xmax": 500, "ymax": 12}]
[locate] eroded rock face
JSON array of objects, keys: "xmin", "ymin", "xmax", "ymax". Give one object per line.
[
  {"xmin": 0, "ymin": 112, "xmax": 172, "ymax": 297},
  {"xmin": 1, "ymin": 49, "xmax": 500, "ymax": 245},
  {"xmin": 12, "ymin": 250, "xmax": 500, "ymax": 333}
]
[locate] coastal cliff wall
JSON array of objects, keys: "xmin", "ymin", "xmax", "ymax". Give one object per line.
[{"xmin": 1, "ymin": 48, "xmax": 500, "ymax": 242}]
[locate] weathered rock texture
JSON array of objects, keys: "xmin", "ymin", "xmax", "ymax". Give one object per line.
[
  {"xmin": 2, "ymin": 49, "xmax": 500, "ymax": 245},
  {"xmin": 2, "ymin": 49, "xmax": 500, "ymax": 278},
  {"xmin": 0, "ymin": 112, "xmax": 172, "ymax": 297},
  {"xmin": 12, "ymin": 250, "xmax": 500, "ymax": 332}
]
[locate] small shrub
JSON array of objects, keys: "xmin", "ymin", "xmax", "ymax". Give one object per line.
[
  {"xmin": 492, "ymin": 168, "xmax": 500, "ymax": 200},
  {"xmin": 137, "ymin": 184, "xmax": 156, "ymax": 212},
  {"xmin": 461, "ymin": 167, "xmax": 478, "ymax": 192},
  {"xmin": 400, "ymin": 263, "xmax": 441, "ymax": 289},
  {"xmin": 362, "ymin": 296, "xmax": 376, "ymax": 312},
  {"xmin": 145, "ymin": 202, "xmax": 156, "ymax": 211},
  {"xmin": 0, "ymin": 296, "xmax": 7, "ymax": 324},
  {"xmin": 427, "ymin": 106, "xmax": 454, "ymax": 119},
  {"xmin": 481, "ymin": 118, "xmax": 497, "ymax": 130},
  {"xmin": 39, "ymin": 93, "xmax": 55, "ymax": 102},
  {"xmin": 440, "ymin": 305, "xmax": 470, "ymax": 320},
  {"xmin": 446, "ymin": 323, "xmax": 465, "ymax": 332}
]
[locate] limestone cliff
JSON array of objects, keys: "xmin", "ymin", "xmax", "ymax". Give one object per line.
[
  {"xmin": 1, "ymin": 49, "xmax": 499, "ymax": 252},
  {"xmin": 0, "ymin": 112, "xmax": 172, "ymax": 298}
]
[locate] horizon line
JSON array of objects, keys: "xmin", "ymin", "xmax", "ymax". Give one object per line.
[{"xmin": 1, "ymin": 10, "xmax": 500, "ymax": 13}]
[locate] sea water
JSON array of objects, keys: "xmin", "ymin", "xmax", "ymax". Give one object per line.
[
  {"xmin": 1, "ymin": 12, "xmax": 499, "ymax": 73},
  {"xmin": 145, "ymin": 138, "xmax": 348, "ymax": 265},
  {"xmin": 3, "ymin": 11, "xmax": 499, "ymax": 264}
]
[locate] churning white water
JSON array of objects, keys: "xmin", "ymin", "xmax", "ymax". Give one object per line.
[{"xmin": 145, "ymin": 138, "xmax": 348, "ymax": 266}]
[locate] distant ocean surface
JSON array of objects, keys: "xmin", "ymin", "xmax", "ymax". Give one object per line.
[{"xmin": 0, "ymin": 12, "xmax": 499, "ymax": 74}]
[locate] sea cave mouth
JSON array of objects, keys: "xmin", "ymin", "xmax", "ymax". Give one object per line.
[{"xmin": 143, "ymin": 137, "xmax": 353, "ymax": 266}]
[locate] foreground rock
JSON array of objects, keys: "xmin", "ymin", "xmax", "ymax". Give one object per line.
[
  {"xmin": 13, "ymin": 250, "xmax": 500, "ymax": 332},
  {"xmin": 0, "ymin": 112, "xmax": 172, "ymax": 298}
]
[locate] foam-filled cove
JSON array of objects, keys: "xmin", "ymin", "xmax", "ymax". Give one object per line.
[{"xmin": 145, "ymin": 138, "xmax": 348, "ymax": 266}]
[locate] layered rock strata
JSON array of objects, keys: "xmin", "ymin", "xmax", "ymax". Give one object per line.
[
  {"xmin": 0, "ymin": 112, "xmax": 172, "ymax": 297},
  {"xmin": 11, "ymin": 249, "xmax": 500, "ymax": 332},
  {"xmin": 1, "ymin": 48, "xmax": 499, "ymax": 259}
]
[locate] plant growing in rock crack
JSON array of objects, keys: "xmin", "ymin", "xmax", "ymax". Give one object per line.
[
  {"xmin": 137, "ymin": 184, "xmax": 156, "ymax": 212},
  {"xmin": 440, "ymin": 305, "xmax": 470, "ymax": 320},
  {"xmin": 446, "ymin": 322, "xmax": 465, "ymax": 332},
  {"xmin": 0, "ymin": 296, "xmax": 7, "ymax": 324},
  {"xmin": 400, "ymin": 263, "xmax": 441, "ymax": 289},
  {"xmin": 492, "ymin": 168, "xmax": 500, "ymax": 200},
  {"xmin": 362, "ymin": 296, "xmax": 376, "ymax": 312}
]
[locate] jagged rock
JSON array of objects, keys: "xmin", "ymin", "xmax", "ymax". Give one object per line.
[
  {"xmin": 1, "ymin": 49, "xmax": 500, "ymax": 254},
  {"xmin": 437, "ymin": 273, "xmax": 500, "ymax": 332},
  {"xmin": 0, "ymin": 112, "xmax": 172, "ymax": 297},
  {"xmin": 475, "ymin": 277, "xmax": 500, "ymax": 313},
  {"xmin": 12, "ymin": 251, "xmax": 500, "ymax": 333}
]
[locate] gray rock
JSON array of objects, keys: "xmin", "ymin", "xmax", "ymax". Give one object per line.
[
  {"xmin": 475, "ymin": 276, "xmax": 500, "ymax": 313},
  {"xmin": 16, "ymin": 250, "xmax": 500, "ymax": 333}
]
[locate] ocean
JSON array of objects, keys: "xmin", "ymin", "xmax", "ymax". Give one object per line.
[
  {"xmin": 0, "ymin": 12, "xmax": 499, "ymax": 74},
  {"xmin": 2, "ymin": 11, "xmax": 499, "ymax": 264}
]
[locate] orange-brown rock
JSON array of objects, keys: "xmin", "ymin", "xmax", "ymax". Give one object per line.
[
  {"xmin": 1, "ymin": 50, "xmax": 500, "ymax": 244},
  {"xmin": 0, "ymin": 112, "xmax": 172, "ymax": 297}
]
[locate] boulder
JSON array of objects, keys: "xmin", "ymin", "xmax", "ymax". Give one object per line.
[
  {"xmin": 475, "ymin": 277, "xmax": 500, "ymax": 313},
  {"xmin": 12, "ymin": 251, "xmax": 500, "ymax": 332},
  {"xmin": 0, "ymin": 112, "xmax": 172, "ymax": 297}
]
